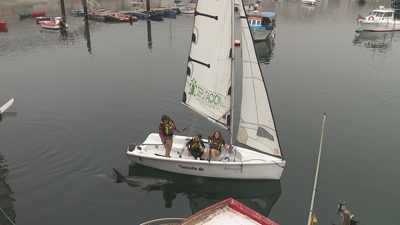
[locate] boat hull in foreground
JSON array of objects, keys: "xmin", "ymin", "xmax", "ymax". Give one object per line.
[{"xmin": 127, "ymin": 133, "xmax": 285, "ymax": 180}]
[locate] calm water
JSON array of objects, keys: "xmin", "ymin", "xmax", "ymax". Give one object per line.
[{"xmin": 1, "ymin": 0, "xmax": 400, "ymax": 224}]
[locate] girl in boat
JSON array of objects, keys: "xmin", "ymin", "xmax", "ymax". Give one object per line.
[
  {"xmin": 159, "ymin": 115, "xmax": 183, "ymax": 157},
  {"xmin": 205, "ymin": 131, "xmax": 227, "ymax": 161},
  {"xmin": 186, "ymin": 134, "xmax": 205, "ymax": 160}
]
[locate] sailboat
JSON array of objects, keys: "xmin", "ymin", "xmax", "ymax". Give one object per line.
[{"xmin": 126, "ymin": 0, "xmax": 286, "ymax": 180}]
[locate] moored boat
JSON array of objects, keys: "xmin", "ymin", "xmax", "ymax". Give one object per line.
[
  {"xmin": 36, "ymin": 17, "xmax": 51, "ymax": 24},
  {"xmin": 358, "ymin": 6, "xmax": 400, "ymax": 32},
  {"xmin": 38, "ymin": 17, "xmax": 68, "ymax": 30},
  {"xmin": 302, "ymin": 0, "xmax": 316, "ymax": 5},
  {"xmin": 247, "ymin": 11, "xmax": 276, "ymax": 42},
  {"xmin": 30, "ymin": 12, "xmax": 46, "ymax": 17},
  {"xmin": 0, "ymin": 22, "xmax": 7, "ymax": 28},
  {"xmin": 179, "ymin": 6, "xmax": 195, "ymax": 14}
]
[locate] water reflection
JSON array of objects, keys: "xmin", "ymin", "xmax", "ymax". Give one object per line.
[
  {"xmin": 84, "ymin": 13, "xmax": 92, "ymax": 53},
  {"xmin": 353, "ymin": 31, "xmax": 400, "ymax": 52},
  {"xmin": 255, "ymin": 37, "xmax": 275, "ymax": 65},
  {"xmin": 147, "ymin": 20, "xmax": 153, "ymax": 51},
  {"xmin": 0, "ymin": 151, "xmax": 15, "ymax": 225},
  {"xmin": 0, "ymin": 112, "xmax": 17, "ymax": 123},
  {"xmin": 128, "ymin": 163, "xmax": 282, "ymax": 216}
]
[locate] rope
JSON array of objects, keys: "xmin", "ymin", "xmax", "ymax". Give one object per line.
[
  {"xmin": 0, "ymin": 207, "xmax": 15, "ymax": 225},
  {"xmin": 178, "ymin": 114, "xmax": 199, "ymax": 157},
  {"xmin": 1, "ymin": 0, "xmax": 25, "ymax": 15}
]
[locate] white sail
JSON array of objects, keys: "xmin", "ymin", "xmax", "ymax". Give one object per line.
[
  {"xmin": 182, "ymin": 0, "xmax": 233, "ymax": 129},
  {"xmin": 237, "ymin": 5, "xmax": 282, "ymax": 157}
]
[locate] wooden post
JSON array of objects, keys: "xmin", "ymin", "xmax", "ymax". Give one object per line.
[
  {"xmin": 82, "ymin": 0, "xmax": 89, "ymax": 19},
  {"xmin": 147, "ymin": 20, "xmax": 152, "ymax": 50},
  {"xmin": 146, "ymin": 0, "xmax": 150, "ymax": 11},
  {"xmin": 60, "ymin": 0, "xmax": 66, "ymax": 22},
  {"xmin": 84, "ymin": 12, "xmax": 91, "ymax": 53}
]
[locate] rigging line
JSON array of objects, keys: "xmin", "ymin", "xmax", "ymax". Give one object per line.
[
  {"xmin": 0, "ymin": 207, "xmax": 15, "ymax": 225},
  {"xmin": 0, "ymin": 0, "xmax": 24, "ymax": 15},
  {"xmin": 178, "ymin": 114, "xmax": 199, "ymax": 157}
]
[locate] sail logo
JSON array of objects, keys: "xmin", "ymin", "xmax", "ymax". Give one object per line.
[{"xmin": 189, "ymin": 78, "xmax": 228, "ymax": 110}]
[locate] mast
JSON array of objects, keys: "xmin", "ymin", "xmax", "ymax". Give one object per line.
[{"xmin": 229, "ymin": 0, "xmax": 235, "ymax": 147}]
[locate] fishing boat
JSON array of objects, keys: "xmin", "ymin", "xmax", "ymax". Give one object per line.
[
  {"xmin": 358, "ymin": 6, "xmax": 400, "ymax": 32},
  {"xmin": 0, "ymin": 99, "xmax": 14, "ymax": 114},
  {"xmin": 38, "ymin": 17, "xmax": 68, "ymax": 30},
  {"xmin": 126, "ymin": 0, "xmax": 286, "ymax": 180},
  {"xmin": 0, "ymin": 22, "xmax": 6, "ymax": 28},
  {"xmin": 247, "ymin": 11, "xmax": 276, "ymax": 42}
]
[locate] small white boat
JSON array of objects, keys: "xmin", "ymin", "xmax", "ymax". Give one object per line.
[
  {"xmin": 140, "ymin": 198, "xmax": 279, "ymax": 225},
  {"xmin": 0, "ymin": 98, "xmax": 14, "ymax": 114},
  {"xmin": 302, "ymin": 0, "xmax": 316, "ymax": 5},
  {"xmin": 179, "ymin": 7, "xmax": 195, "ymax": 14},
  {"xmin": 127, "ymin": 0, "xmax": 286, "ymax": 180},
  {"xmin": 358, "ymin": 6, "xmax": 400, "ymax": 32},
  {"xmin": 38, "ymin": 17, "xmax": 68, "ymax": 30}
]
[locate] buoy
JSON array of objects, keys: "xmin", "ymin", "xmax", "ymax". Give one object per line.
[{"xmin": 234, "ymin": 39, "xmax": 240, "ymax": 46}]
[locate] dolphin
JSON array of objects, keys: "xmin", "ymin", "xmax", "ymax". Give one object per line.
[{"xmin": 113, "ymin": 168, "xmax": 172, "ymax": 188}]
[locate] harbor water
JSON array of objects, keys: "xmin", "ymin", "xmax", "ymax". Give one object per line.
[{"xmin": 1, "ymin": 0, "xmax": 399, "ymax": 224}]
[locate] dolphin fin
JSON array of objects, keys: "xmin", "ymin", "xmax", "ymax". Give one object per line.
[{"xmin": 113, "ymin": 168, "xmax": 128, "ymax": 182}]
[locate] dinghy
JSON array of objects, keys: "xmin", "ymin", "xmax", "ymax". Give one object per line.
[{"xmin": 126, "ymin": 0, "xmax": 286, "ymax": 180}]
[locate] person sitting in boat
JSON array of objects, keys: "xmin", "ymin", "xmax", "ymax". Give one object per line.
[
  {"xmin": 159, "ymin": 115, "xmax": 183, "ymax": 158},
  {"xmin": 205, "ymin": 131, "xmax": 227, "ymax": 161},
  {"xmin": 186, "ymin": 134, "xmax": 205, "ymax": 160}
]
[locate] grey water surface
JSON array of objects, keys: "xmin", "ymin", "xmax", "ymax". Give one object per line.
[{"xmin": 1, "ymin": 0, "xmax": 399, "ymax": 224}]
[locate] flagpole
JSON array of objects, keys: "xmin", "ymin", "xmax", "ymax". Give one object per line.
[{"xmin": 306, "ymin": 113, "xmax": 326, "ymax": 225}]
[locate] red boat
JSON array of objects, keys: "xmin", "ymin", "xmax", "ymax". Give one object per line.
[
  {"xmin": 29, "ymin": 12, "xmax": 46, "ymax": 17},
  {"xmin": 0, "ymin": 22, "xmax": 7, "ymax": 28}
]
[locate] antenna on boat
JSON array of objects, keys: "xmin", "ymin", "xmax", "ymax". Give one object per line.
[{"xmin": 306, "ymin": 113, "xmax": 326, "ymax": 225}]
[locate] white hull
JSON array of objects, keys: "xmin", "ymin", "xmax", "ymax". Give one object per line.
[
  {"xmin": 359, "ymin": 6, "xmax": 400, "ymax": 32},
  {"xmin": 302, "ymin": 0, "xmax": 316, "ymax": 5},
  {"xmin": 126, "ymin": 134, "xmax": 285, "ymax": 180},
  {"xmin": 0, "ymin": 98, "xmax": 14, "ymax": 114},
  {"xmin": 360, "ymin": 19, "xmax": 400, "ymax": 32},
  {"xmin": 40, "ymin": 23, "xmax": 69, "ymax": 30}
]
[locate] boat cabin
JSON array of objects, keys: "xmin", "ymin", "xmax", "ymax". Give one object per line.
[
  {"xmin": 368, "ymin": 6, "xmax": 395, "ymax": 20},
  {"xmin": 247, "ymin": 12, "xmax": 276, "ymax": 30}
]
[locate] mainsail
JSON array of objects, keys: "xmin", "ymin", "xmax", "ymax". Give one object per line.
[
  {"xmin": 182, "ymin": 0, "xmax": 233, "ymax": 129},
  {"xmin": 237, "ymin": 4, "xmax": 282, "ymax": 157}
]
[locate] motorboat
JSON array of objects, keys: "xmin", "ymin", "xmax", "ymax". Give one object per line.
[
  {"xmin": 358, "ymin": 6, "xmax": 400, "ymax": 31},
  {"xmin": 38, "ymin": 17, "xmax": 68, "ymax": 30},
  {"xmin": 302, "ymin": 0, "xmax": 316, "ymax": 5}
]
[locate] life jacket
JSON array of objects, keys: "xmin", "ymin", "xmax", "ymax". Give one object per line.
[
  {"xmin": 210, "ymin": 138, "xmax": 222, "ymax": 150},
  {"xmin": 160, "ymin": 120, "xmax": 175, "ymax": 136},
  {"xmin": 190, "ymin": 137, "xmax": 202, "ymax": 149}
]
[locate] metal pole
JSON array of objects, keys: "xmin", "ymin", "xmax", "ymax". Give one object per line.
[
  {"xmin": 229, "ymin": 0, "xmax": 235, "ymax": 148},
  {"xmin": 306, "ymin": 113, "xmax": 326, "ymax": 225}
]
